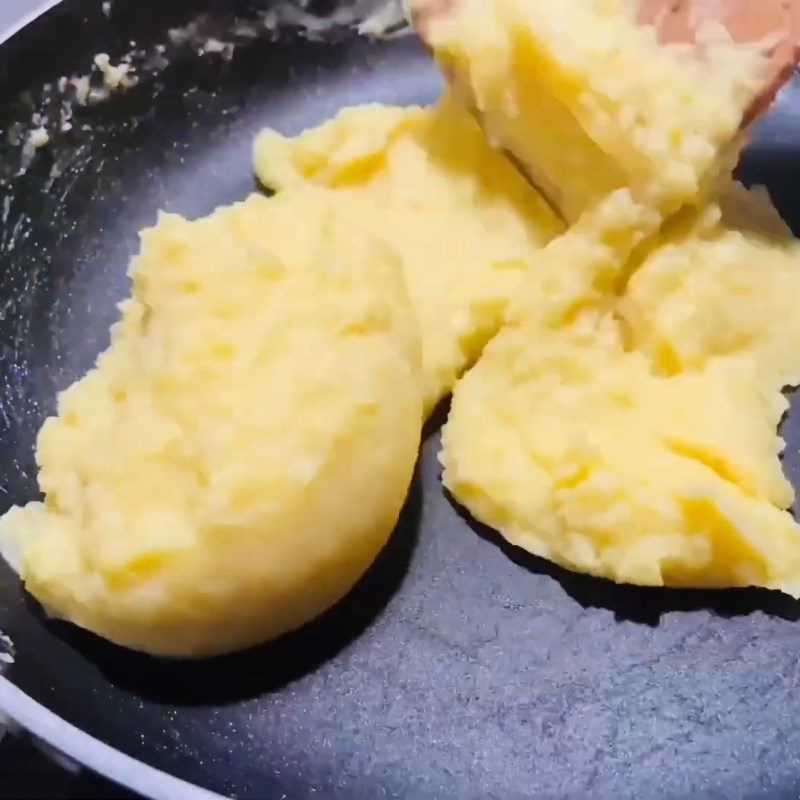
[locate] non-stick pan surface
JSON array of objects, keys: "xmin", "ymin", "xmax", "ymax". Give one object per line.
[{"xmin": 4, "ymin": 2, "xmax": 800, "ymax": 798}]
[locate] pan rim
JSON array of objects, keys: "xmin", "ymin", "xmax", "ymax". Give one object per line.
[
  {"xmin": 0, "ymin": 0, "xmax": 62, "ymax": 47},
  {"xmin": 0, "ymin": 677, "xmax": 226, "ymax": 800}
]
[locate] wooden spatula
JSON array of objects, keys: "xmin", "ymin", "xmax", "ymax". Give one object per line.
[
  {"xmin": 638, "ymin": 0, "xmax": 800, "ymax": 125},
  {"xmin": 415, "ymin": 0, "xmax": 800, "ymax": 126},
  {"xmin": 412, "ymin": 0, "xmax": 800, "ymax": 223}
]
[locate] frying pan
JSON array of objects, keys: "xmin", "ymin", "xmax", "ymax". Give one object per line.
[{"xmin": 4, "ymin": 1, "xmax": 800, "ymax": 798}]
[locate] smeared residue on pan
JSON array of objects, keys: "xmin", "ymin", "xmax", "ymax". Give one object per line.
[
  {"xmin": 6, "ymin": 0, "xmax": 410, "ymax": 178},
  {"xmin": 0, "ymin": 632, "xmax": 15, "ymax": 665}
]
